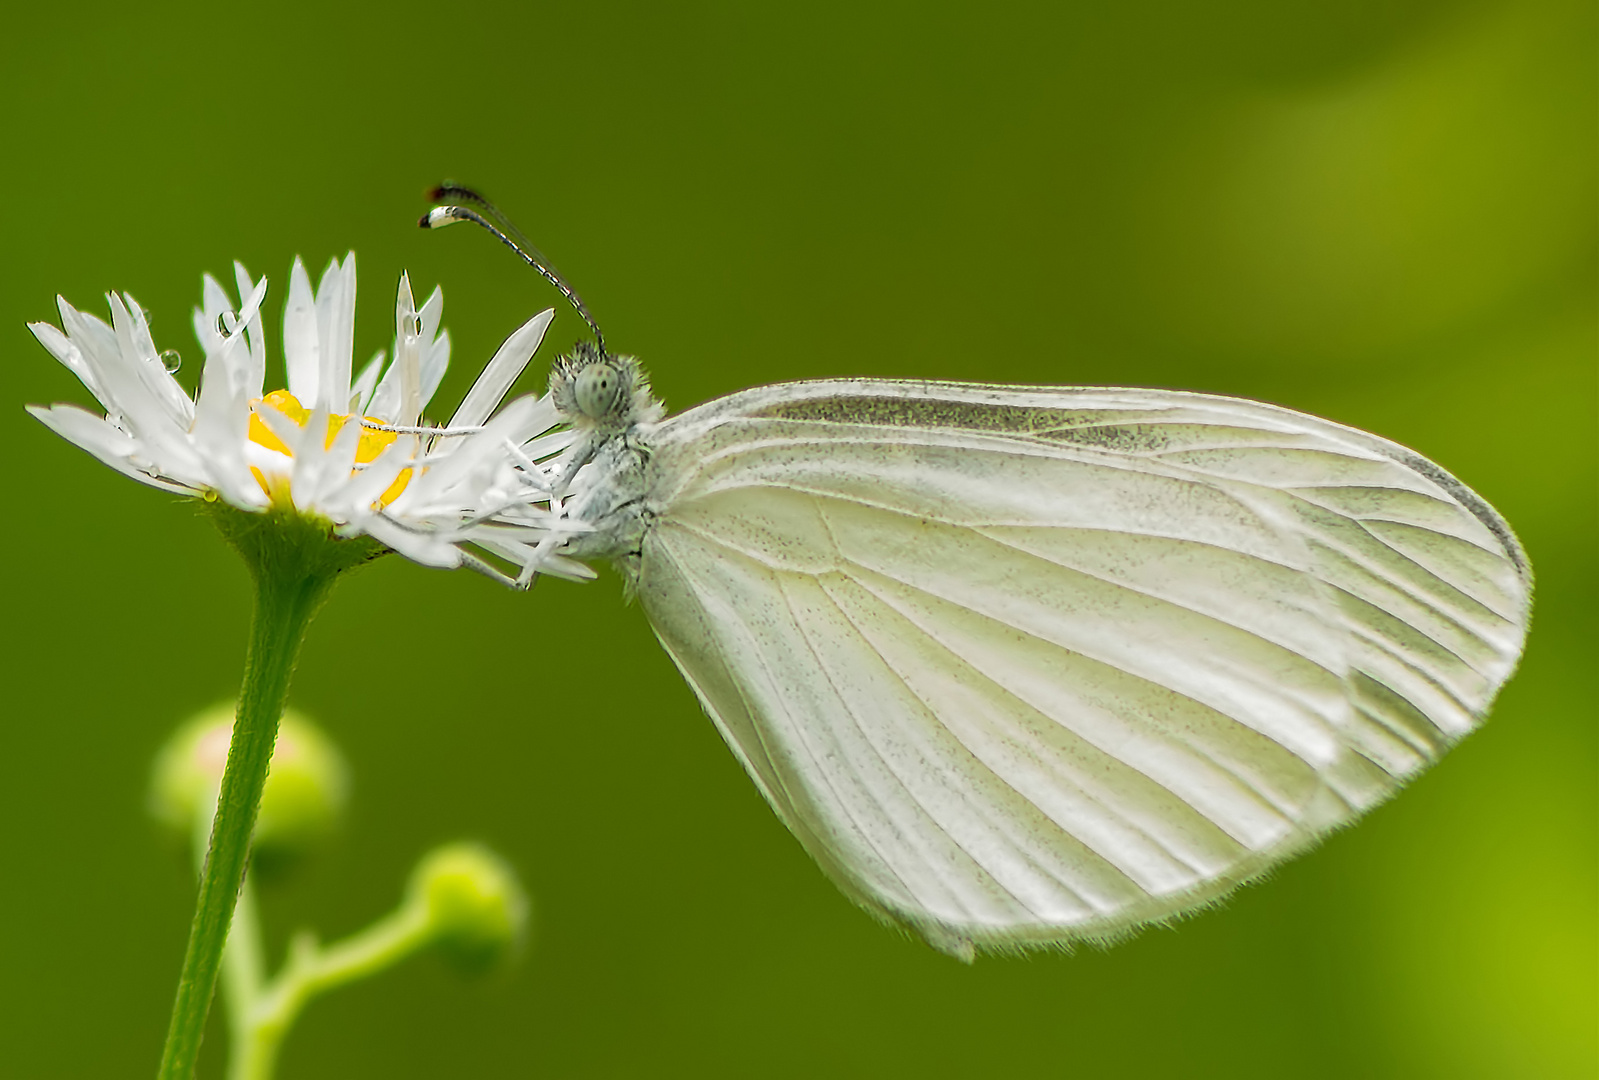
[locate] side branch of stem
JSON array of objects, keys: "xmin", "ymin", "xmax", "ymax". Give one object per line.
[{"xmin": 226, "ymin": 905, "xmax": 433, "ymax": 1080}]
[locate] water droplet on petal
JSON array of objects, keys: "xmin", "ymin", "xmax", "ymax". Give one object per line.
[
  {"xmin": 215, "ymin": 311, "xmax": 238, "ymax": 339},
  {"xmin": 160, "ymin": 349, "xmax": 182, "ymax": 373}
]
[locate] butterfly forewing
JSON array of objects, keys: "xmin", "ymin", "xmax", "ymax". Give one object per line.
[{"xmin": 631, "ymin": 380, "xmax": 1530, "ymax": 958}]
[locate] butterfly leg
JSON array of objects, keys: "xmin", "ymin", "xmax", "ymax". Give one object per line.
[{"xmin": 459, "ymin": 549, "xmax": 537, "ymax": 591}]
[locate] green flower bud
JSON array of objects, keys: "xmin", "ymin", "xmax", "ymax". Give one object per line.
[
  {"xmin": 407, "ymin": 842, "xmax": 530, "ymax": 973},
  {"xmin": 150, "ymin": 703, "xmax": 349, "ymax": 868}
]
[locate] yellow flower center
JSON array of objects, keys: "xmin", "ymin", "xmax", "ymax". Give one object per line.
[{"xmin": 248, "ymin": 390, "xmax": 413, "ymax": 506}]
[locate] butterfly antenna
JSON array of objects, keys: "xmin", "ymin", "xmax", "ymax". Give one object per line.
[
  {"xmin": 420, "ymin": 187, "xmax": 607, "ymax": 357},
  {"xmin": 431, "ymin": 182, "xmax": 542, "ymax": 259}
]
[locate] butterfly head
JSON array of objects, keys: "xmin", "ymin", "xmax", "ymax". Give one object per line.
[{"xmin": 550, "ymin": 341, "xmax": 661, "ymax": 434}]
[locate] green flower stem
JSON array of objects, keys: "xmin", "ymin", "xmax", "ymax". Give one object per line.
[
  {"xmin": 158, "ymin": 506, "xmax": 381, "ymax": 1080},
  {"xmin": 158, "ymin": 569, "xmax": 331, "ymax": 1077},
  {"xmin": 189, "ymin": 790, "xmax": 265, "ymax": 1040},
  {"xmin": 228, "ymin": 900, "xmax": 434, "ymax": 1080}
]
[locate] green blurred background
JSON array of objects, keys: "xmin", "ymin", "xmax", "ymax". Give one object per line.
[{"xmin": 1, "ymin": 0, "xmax": 1593, "ymax": 1076}]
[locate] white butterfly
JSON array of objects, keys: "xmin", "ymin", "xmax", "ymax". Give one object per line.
[
  {"xmin": 525, "ymin": 349, "xmax": 1530, "ymax": 960},
  {"xmin": 427, "ymin": 198, "xmax": 1532, "ymax": 961}
]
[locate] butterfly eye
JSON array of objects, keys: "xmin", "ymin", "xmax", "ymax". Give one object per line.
[{"xmin": 574, "ymin": 362, "xmax": 624, "ymax": 419}]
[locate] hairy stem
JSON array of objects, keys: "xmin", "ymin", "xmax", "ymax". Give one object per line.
[{"xmin": 157, "ymin": 563, "xmax": 337, "ymax": 1078}]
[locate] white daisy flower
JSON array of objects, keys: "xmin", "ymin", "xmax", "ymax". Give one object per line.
[{"xmin": 28, "ymin": 255, "xmax": 582, "ymax": 578}]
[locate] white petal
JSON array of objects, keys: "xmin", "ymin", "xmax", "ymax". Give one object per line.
[
  {"xmin": 232, "ymin": 262, "xmax": 268, "ymax": 399},
  {"xmin": 419, "ymin": 329, "xmax": 451, "ymax": 412},
  {"xmin": 366, "ymin": 349, "xmax": 401, "ymax": 421},
  {"xmin": 336, "ymin": 441, "xmax": 412, "ymax": 510},
  {"xmin": 391, "ymin": 272, "xmax": 422, "ymax": 426},
  {"xmin": 283, "ymin": 258, "xmax": 320, "ymax": 403},
  {"xmin": 57, "ymin": 296, "xmax": 121, "ymax": 375},
  {"xmin": 192, "ymin": 278, "xmax": 230, "ymax": 372},
  {"xmin": 315, "ymin": 253, "xmax": 356, "ymax": 414},
  {"xmin": 29, "ymin": 320, "xmax": 108, "ymax": 409},
  {"xmin": 83, "ymin": 295, "xmax": 195, "ymax": 473},
  {"xmin": 252, "ymin": 397, "xmax": 306, "ymax": 454},
  {"xmin": 200, "ymin": 274, "xmax": 233, "ymax": 335},
  {"xmin": 192, "ymin": 355, "xmax": 266, "ymax": 510},
  {"xmin": 114, "ymin": 293, "xmax": 193, "ymax": 429},
  {"xmin": 289, "ymin": 407, "xmax": 333, "ymax": 516},
  {"xmin": 208, "ymin": 276, "xmax": 270, "ymax": 400},
  {"xmin": 307, "ymin": 410, "xmax": 363, "ymax": 510},
  {"xmin": 531, "ymin": 552, "xmax": 598, "ymax": 582},
  {"xmin": 450, "ymin": 310, "xmax": 554, "ymax": 428},
  {"xmin": 29, "ymin": 402, "xmax": 137, "ymax": 462},
  {"xmin": 242, "ymin": 437, "xmax": 293, "ymax": 476},
  {"xmin": 521, "ymin": 419, "xmax": 577, "ymax": 462},
  {"xmin": 416, "ymin": 287, "xmax": 448, "ymax": 409},
  {"xmin": 27, "ymin": 404, "xmax": 194, "ymax": 494},
  {"xmin": 402, "ymin": 396, "xmax": 542, "ymax": 506},
  {"xmin": 350, "ymin": 350, "xmax": 384, "ymax": 413},
  {"xmin": 358, "ymin": 513, "xmax": 460, "ymax": 567}
]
